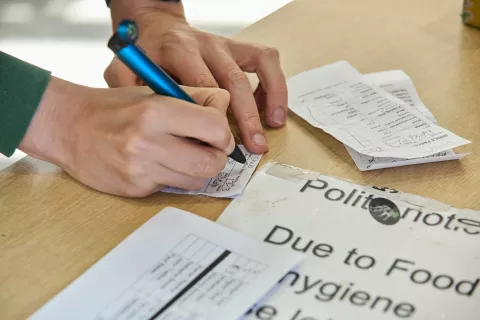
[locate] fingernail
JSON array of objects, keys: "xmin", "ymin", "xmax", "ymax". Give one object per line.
[
  {"xmin": 272, "ymin": 108, "xmax": 286, "ymax": 125},
  {"xmin": 252, "ymin": 133, "xmax": 267, "ymax": 146},
  {"xmin": 225, "ymin": 135, "xmax": 235, "ymax": 154}
]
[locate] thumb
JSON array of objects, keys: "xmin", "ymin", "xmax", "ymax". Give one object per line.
[{"xmin": 103, "ymin": 57, "xmax": 141, "ymax": 88}]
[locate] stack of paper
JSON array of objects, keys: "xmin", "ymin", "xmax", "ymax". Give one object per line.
[{"xmin": 286, "ymin": 61, "xmax": 470, "ymax": 170}]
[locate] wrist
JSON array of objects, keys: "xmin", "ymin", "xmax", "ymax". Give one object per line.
[
  {"xmin": 109, "ymin": 0, "xmax": 185, "ymax": 29},
  {"xmin": 18, "ymin": 77, "xmax": 88, "ymax": 170}
]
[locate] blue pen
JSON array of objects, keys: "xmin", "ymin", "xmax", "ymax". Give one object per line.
[{"xmin": 107, "ymin": 20, "xmax": 246, "ymax": 164}]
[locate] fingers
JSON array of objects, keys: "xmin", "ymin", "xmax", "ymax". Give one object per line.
[
  {"xmin": 123, "ymin": 162, "xmax": 207, "ymax": 197},
  {"xmin": 148, "ymin": 134, "xmax": 228, "ymax": 178},
  {"xmin": 138, "ymin": 97, "xmax": 235, "ymax": 155},
  {"xmin": 151, "ymin": 164, "xmax": 207, "ymax": 191},
  {"xmin": 254, "ymin": 82, "xmax": 267, "ymax": 112},
  {"xmin": 183, "ymin": 86, "xmax": 231, "ymax": 114},
  {"xmin": 161, "ymin": 45, "xmax": 219, "ymax": 89},
  {"xmin": 203, "ymin": 50, "xmax": 268, "ymax": 154},
  {"xmin": 118, "ymin": 106, "xmax": 232, "ymax": 196},
  {"xmin": 117, "ymin": 96, "xmax": 233, "ymax": 197},
  {"xmin": 228, "ymin": 41, "xmax": 288, "ymax": 128},
  {"xmin": 104, "ymin": 57, "xmax": 140, "ymax": 87}
]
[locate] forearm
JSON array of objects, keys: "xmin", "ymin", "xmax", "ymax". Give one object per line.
[
  {"xmin": 107, "ymin": 0, "xmax": 185, "ymax": 29},
  {"xmin": 19, "ymin": 77, "xmax": 88, "ymax": 169}
]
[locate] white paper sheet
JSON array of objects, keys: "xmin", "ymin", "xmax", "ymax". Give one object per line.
[
  {"xmin": 287, "ymin": 61, "xmax": 470, "ymax": 159},
  {"xmin": 217, "ymin": 162, "xmax": 480, "ymax": 320},
  {"xmin": 162, "ymin": 146, "xmax": 262, "ymax": 198},
  {"xmin": 363, "ymin": 70, "xmax": 436, "ymax": 123},
  {"xmin": 345, "ymin": 70, "xmax": 468, "ymax": 170},
  {"xmin": 29, "ymin": 207, "xmax": 303, "ymax": 320},
  {"xmin": 347, "ymin": 147, "xmax": 467, "ymax": 170}
]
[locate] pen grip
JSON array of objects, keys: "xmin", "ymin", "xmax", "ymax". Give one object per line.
[
  {"xmin": 116, "ymin": 45, "xmax": 212, "ymax": 147},
  {"xmin": 117, "ymin": 45, "xmax": 196, "ymax": 104}
]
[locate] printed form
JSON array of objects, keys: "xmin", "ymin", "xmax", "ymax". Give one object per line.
[
  {"xmin": 287, "ymin": 61, "xmax": 470, "ymax": 159},
  {"xmin": 162, "ymin": 146, "xmax": 262, "ymax": 198},
  {"xmin": 29, "ymin": 207, "xmax": 303, "ymax": 320},
  {"xmin": 346, "ymin": 70, "xmax": 468, "ymax": 170}
]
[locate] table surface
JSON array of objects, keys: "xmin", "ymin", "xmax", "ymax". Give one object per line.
[{"xmin": 1, "ymin": 0, "xmax": 480, "ymax": 318}]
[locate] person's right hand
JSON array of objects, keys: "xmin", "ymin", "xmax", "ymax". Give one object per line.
[{"xmin": 19, "ymin": 77, "xmax": 234, "ymax": 197}]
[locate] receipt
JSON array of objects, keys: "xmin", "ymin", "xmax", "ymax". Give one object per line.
[
  {"xmin": 345, "ymin": 70, "xmax": 469, "ymax": 170},
  {"xmin": 346, "ymin": 147, "xmax": 467, "ymax": 170},
  {"xmin": 162, "ymin": 146, "xmax": 262, "ymax": 198},
  {"xmin": 287, "ymin": 61, "xmax": 470, "ymax": 159},
  {"xmin": 363, "ymin": 70, "xmax": 436, "ymax": 123}
]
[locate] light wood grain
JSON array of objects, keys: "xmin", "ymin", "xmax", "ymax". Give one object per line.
[{"xmin": 1, "ymin": 0, "xmax": 480, "ymax": 318}]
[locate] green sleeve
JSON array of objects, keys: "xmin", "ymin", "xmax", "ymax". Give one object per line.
[{"xmin": 0, "ymin": 52, "xmax": 51, "ymax": 157}]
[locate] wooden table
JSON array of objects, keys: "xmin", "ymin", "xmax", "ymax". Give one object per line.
[{"xmin": 1, "ymin": 0, "xmax": 479, "ymax": 318}]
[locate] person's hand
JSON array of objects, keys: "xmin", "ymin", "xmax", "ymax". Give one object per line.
[
  {"xmin": 19, "ymin": 77, "xmax": 234, "ymax": 197},
  {"xmin": 104, "ymin": 0, "xmax": 289, "ymax": 154}
]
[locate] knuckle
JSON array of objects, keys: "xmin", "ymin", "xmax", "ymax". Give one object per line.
[
  {"xmin": 103, "ymin": 68, "xmax": 115, "ymax": 87},
  {"xmin": 165, "ymin": 30, "xmax": 188, "ymax": 44},
  {"xmin": 198, "ymin": 152, "xmax": 215, "ymax": 177},
  {"xmin": 122, "ymin": 159, "xmax": 146, "ymax": 183},
  {"xmin": 161, "ymin": 31, "xmax": 195, "ymax": 54},
  {"xmin": 160, "ymin": 41, "xmax": 177, "ymax": 56},
  {"xmin": 217, "ymin": 88, "xmax": 231, "ymax": 101},
  {"xmin": 204, "ymin": 88, "xmax": 230, "ymax": 113},
  {"xmin": 121, "ymin": 125, "xmax": 150, "ymax": 159},
  {"xmin": 269, "ymin": 82, "xmax": 289, "ymax": 95},
  {"xmin": 220, "ymin": 122, "xmax": 232, "ymax": 147},
  {"xmin": 261, "ymin": 45, "xmax": 280, "ymax": 59},
  {"xmin": 197, "ymin": 150, "xmax": 223, "ymax": 177},
  {"xmin": 199, "ymin": 32, "xmax": 219, "ymax": 46},
  {"xmin": 195, "ymin": 73, "xmax": 218, "ymax": 88},
  {"xmin": 227, "ymin": 67, "xmax": 249, "ymax": 87},
  {"xmin": 137, "ymin": 102, "xmax": 161, "ymax": 130},
  {"xmin": 160, "ymin": 36, "xmax": 183, "ymax": 54},
  {"xmin": 122, "ymin": 134, "xmax": 143, "ymax": 157},
  {"xmin": 243, "ymin": 111, "xmax": 261, "ymax": 125},
  {"xmin": 209, "ymin": 113, "xmax": 231, "ymax": 144}
]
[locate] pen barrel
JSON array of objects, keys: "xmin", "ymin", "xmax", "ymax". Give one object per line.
[{"xmin": 116, "ymin": 45, "xmax": 196, "ymax": 104}]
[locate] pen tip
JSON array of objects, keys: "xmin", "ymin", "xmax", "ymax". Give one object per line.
[{"xmin": 230, "ymin": 145, "xmax": 247, "ymax": 164}]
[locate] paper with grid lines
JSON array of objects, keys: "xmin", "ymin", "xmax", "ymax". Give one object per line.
[{"xmin": 29, "ymin": 207, "xmax": 303, "ymax": 320}]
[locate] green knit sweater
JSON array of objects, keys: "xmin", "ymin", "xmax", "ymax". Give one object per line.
[{"xmin": 0, "ymin": 52, "xmax": 51, "ymax": 157}]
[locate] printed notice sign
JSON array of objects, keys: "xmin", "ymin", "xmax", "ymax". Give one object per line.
[{"xmin": 217, "ymin": 162, "xmax": 480, "ymax": 320}]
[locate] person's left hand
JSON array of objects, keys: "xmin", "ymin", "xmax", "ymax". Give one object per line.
[{"xmin": 104, "ymin": 1, "xmax": 289, "ymax": 154}]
